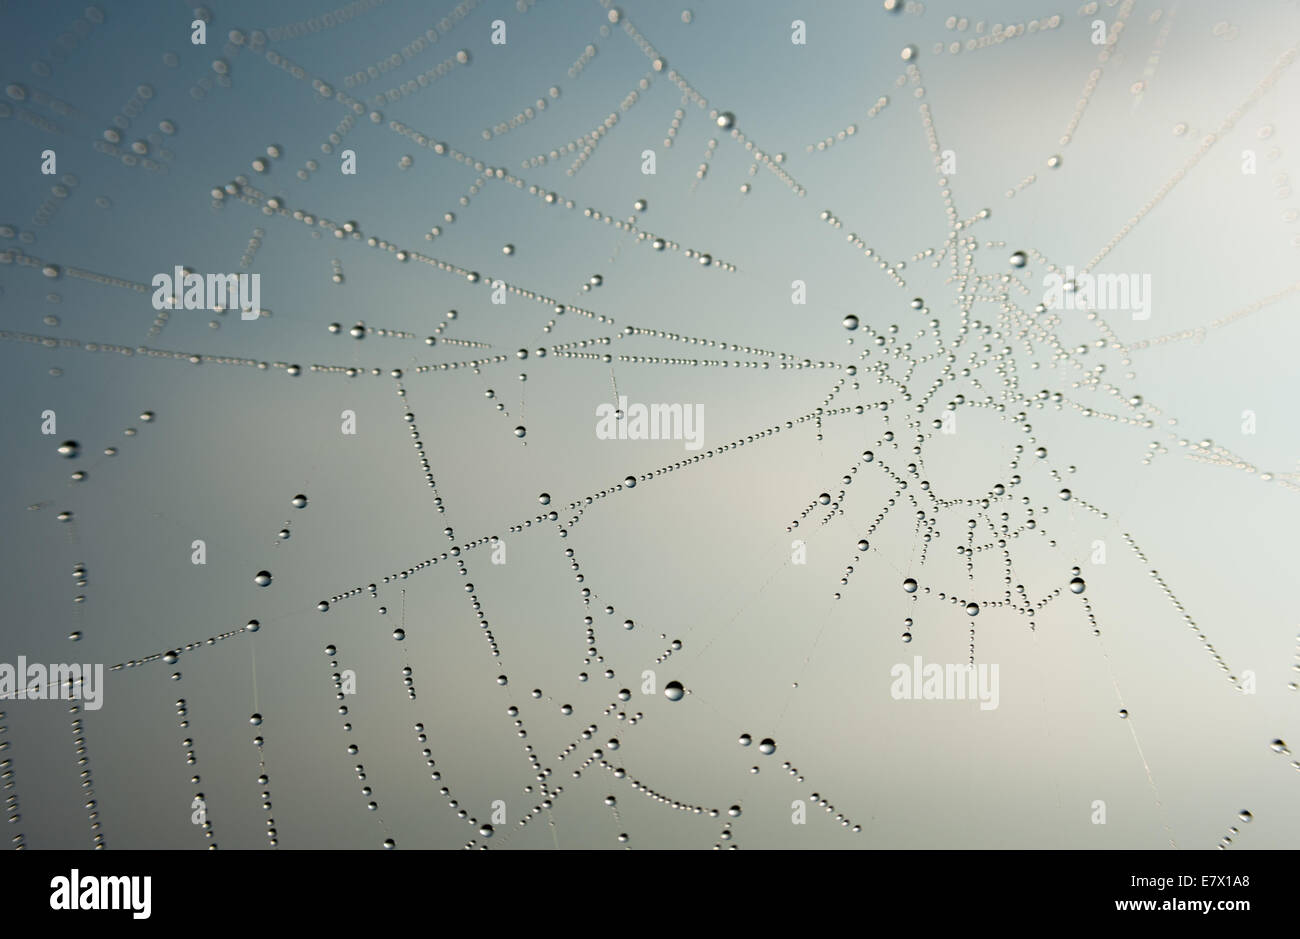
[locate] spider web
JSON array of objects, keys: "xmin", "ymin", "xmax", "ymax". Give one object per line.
[{"xmin": 0, "ymin": 0, "xmax": 1298, "ymax": 850}]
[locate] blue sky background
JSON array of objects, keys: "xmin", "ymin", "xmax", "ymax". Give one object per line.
[{"xmin": 1, "ymin": 0, "xmax": 1298, "ymax": 849}]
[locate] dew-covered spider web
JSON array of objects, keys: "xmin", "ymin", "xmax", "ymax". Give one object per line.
[{"xmin": 1, "ymin": 0, "xmax": 1298, "ymax": 850}]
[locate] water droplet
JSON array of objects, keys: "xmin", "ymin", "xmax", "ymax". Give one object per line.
[
  {"xmin": 758, "ymin": 738, "xmax": 776, "ymax": 755},
  {"xmin": 716, "ymin": 111, "xmax": 735, "ymax": 129},
  {"xmin": 903, "ymin": 578, "xmax": 918, "ymax": 593},
  {"xmin": 664, "ymin": 681, "xmax": 685, "ymax": 701},
  {"xmin": 254, "ymin": 570, "xmax": 272, "ymax": 586},
  {"xmin": 539, "ymin": 493, "xmax": 551, "ymax": 505},
  {"xmin": 57, "ymin": 441, "xmax": 79, "ymax": 458},
  {"xmin": 1069, "ymin": 577, "xmax": 1086, "ymax": 594},
  {"xmin": 965, "ymin": 602, "xmax": 979, "ymax": 616},
  {"xmin": 249, "ymin": 713, "xmax": 263, "ymax": 726},
  {"xmin": 1118, "ymin": 708, "xmax": 1128, "ymax": 719},
  {"xmin": 291, "ymin": 494, "xmax": 308, "ymax": 508},
  {"xmin": 1238, "ymin": 810, "xmax": 1252, "ymax": 823},
  {"xmin": 514, "ymin": 426, "xmax": 527, "ymax": 438},
  {"xmin": 901, "ymin": 44, "xmax": 918, "ymax": 61},
  {"xmin": 1009, "ymin": 251, "xmax": 1027, "ymax": 268},
  {"xmin": 843, "ymin": 314, "xmax": 859, "ymax": 330},
  {"xmin": 738, "ymin": 733, "xmax": 752, "ymax": 746},
  {"xmin": 392, "ymin": 628, "xmax": 405, "ymax": 640}
]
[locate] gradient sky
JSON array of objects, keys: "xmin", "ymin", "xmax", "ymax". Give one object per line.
[{"xmin": 1, "ymin": 0, "xmax": 1298, "ymax": 850}]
